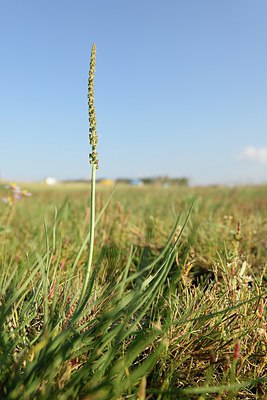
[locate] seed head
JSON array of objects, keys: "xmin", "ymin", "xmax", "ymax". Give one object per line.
[{"xmin": 88, "ymin": 43, "xmax": 99, "ymax": 168}]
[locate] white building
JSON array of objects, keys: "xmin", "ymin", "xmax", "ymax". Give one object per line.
[{"xmin": 44, "ymin": 177, "xmax": 58, "ymax": 185}]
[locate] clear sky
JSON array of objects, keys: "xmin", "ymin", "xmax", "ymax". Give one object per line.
[{"xmin": 1, "ymin": 0, "xmax": 267, "ymax": 185}]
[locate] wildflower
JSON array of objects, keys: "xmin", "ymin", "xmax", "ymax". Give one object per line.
[
  {"xmin": 2, "ymin": 183, "xmax": 32, "ymax": 205},
  {"xmin": 14, "ymin": 193, "xmax": 22, "ymax": 201},
  {"xmin": 22, "ymin": 190, "xmax": 32, "ymax": 197},
  {"xmin": 2, "ymin": 197, "xmax": 13, "ymax": 206},
  {"xmin": 5, "ymin": 182, "xmax": 20, "ymax": 192}
]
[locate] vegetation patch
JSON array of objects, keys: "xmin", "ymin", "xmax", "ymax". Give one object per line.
[{"xmin": 0, "ymin": 45, "xmax": 266, "ymax": 399}]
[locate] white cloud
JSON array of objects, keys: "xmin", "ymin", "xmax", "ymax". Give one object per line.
[{"xmin": 238, "ymin": 146, "xmax": 267, "ymax": 164}]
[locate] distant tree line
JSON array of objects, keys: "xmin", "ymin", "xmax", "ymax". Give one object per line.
[
  {"xmin": 62, "ymin": 176, "xmax": 189, "ymax": 186},
  {"xmin": 115, "ymin": 176, "xmax": 189, "ymax": 186}
]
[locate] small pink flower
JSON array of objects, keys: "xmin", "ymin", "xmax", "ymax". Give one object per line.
[
  {"xmin": 2, "ymin": 183, "xmax": 32, "ymax": 205},
  {"xmin": 233, "ymin": 341, "xmax": 240, "ymax": 360},
  {"xmin": 22, "ymin": 190, "xmax": 32, "ymax": 197},
  {"xmin": 14, "ymin": 194, "xmax": 22, "ymax": 201},
  {"xmin": 259, "ymin": 304, "xmax": 264, "ymax": 317}
]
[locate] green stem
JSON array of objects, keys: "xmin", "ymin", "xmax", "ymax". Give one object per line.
[{"xmin": 78, "ymin": 164, "xmax": 96, "ymax": 308}]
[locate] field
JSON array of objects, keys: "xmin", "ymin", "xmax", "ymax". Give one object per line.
[{"xmin": 0, "ymin": 182, "xmax": 267, "ymax": 399}]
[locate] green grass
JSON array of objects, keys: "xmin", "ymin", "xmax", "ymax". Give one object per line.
[{"xmin": 0, "ymin": 182, "xmax": 267, "ymax": 399}]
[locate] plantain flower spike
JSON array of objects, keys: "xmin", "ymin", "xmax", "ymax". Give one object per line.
[{"xmin": 88, "ymin": 43, "xmax": 99, "ymax": 168}]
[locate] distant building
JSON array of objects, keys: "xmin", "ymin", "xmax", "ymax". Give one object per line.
[
  {"xmin": 130, "ymin": 179, "xmax": 144, "ymax": 186},
  {"xmin": 44, "ymin": 177, "xmax": 58, "ymax": 185},
  {"xmin": 98, "ymin": 179, "xmax": 115, "ymax": 186}
]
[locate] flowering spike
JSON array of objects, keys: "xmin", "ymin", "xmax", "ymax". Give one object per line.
[{"xmin": 88, "ymin": 43, "xmax": 99, "ymax": 169}]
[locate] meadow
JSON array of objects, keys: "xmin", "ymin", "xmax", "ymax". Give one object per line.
[{"xmin": 0, "ymin": 182, "xmax": 267, "ymax": 399}]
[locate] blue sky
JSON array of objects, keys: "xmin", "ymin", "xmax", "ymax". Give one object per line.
[{"xmin": 1, "ymin": 0, "xmax": 267, "ymax": 185}]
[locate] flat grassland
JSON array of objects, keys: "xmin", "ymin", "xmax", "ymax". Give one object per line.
[{"xmin": 0, "ymin": 183, "xmax": 267, "ymax": 399}]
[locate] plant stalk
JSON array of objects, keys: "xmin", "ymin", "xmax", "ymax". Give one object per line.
[{"xmin": 78, "ymin": 165, "xmax": 96, "ymax": 307}]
